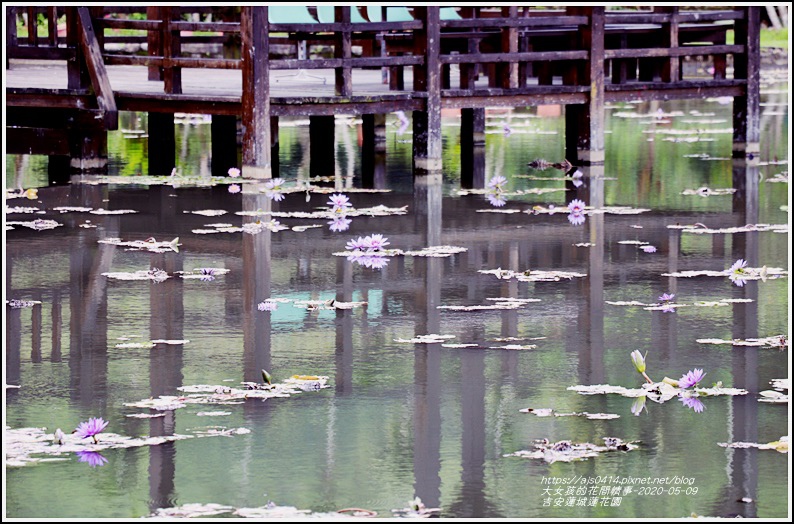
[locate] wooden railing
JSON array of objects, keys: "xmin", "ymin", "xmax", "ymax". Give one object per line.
[{"xmin": 7, "ymin": 5, "xmax": 748, "ymax": 96}]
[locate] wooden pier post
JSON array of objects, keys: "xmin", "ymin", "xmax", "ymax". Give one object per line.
[
  {"xmin": 241, "ymin": 6, "xmax": 272, "ymax": 178},
  {"xmin": 211, "ymin": 115, "xmax": 238, "ymax": 177},
  {"xmin": 732, "ymin": 6, "xmax": 761, "ymax": 159},
  {"xmin": 412, "ymin": 6, "xmax": 442, "ymax": 172},
  {"xmin": 564, "ymin": 6, "xmax": 605, "ymax": 165},
  {"xmin": 148, "ymin": 112, "xmax": 175, "ymax": 176},
  {"xmin": 310, "ymin": 116, "xmax": 336, "ymax": 178}
]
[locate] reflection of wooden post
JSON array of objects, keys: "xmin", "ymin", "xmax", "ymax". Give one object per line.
[
  {"xmin": 148, "ymin": 112, "xmax": 175, "ymax": 176},
  {"xmin": 241, "ymin": 6, "xmax": 272, "ymax": 178},
  {"xmin": 31, "ymin": 293, "xmax": 42, "ymax": 363},
  {"xmin": 211, "ymin": 115, "xmax": 238, "ymax": 177},
  {"xmin": 732, "ymin": 6, "xmax": 761, "ymax": 159},
  {"xmin": 310, "ymin": 116, "xmax": 335, "ymax": 178},
  {"xmin": 461, "ymin": 108, "xmax": 485, "ymax": 189},
  {"xmin": 51, "ymin": 289, "xmax": 62, "ymax": 362}
]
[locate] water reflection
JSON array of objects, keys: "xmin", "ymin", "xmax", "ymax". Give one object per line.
[{"xmin": 4, "ymin": 95, "xmax": 789, "ymax": 519}]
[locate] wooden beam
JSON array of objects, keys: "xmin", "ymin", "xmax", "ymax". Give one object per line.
[
  {"xmin": 76, "ymin": 7, "xmax": 117, "ymax": 129},
  {"xmin": 412, "ymin": 6, "xmax": 442, "ymax": 171},
  {"xmin": 161, "ymin": 7, "xmax": 182, "ymax": 94},
  {"xmin": 732, "ymin": 6, "xmax": 761, "ymax": 157}
]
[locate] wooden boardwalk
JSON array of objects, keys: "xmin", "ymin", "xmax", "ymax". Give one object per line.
[{"xmin": 5, "ymin": 6, "xmax": 762, "ymax": 178}]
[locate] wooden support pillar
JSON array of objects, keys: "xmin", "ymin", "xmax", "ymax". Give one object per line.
[
  {"xmin": 412, "ymin": 6, "xmax": 442, "ymax": 172},
  {"xmin": 147, "ymin": 6, "xmax": 163, "ymax": 80},
  {"xmin": 334, "ymin": 6, "xmax": 353, "ymax": 96},
  {"xmin": 564, "ymin": 6, "xmax": 605, "ymax": 165},
  {"xmin": 161, "ymin": 7, "xmax": 181, "ymax": 94},
  {"xmin": 497, "ymin": 6, "xmax": 519, "ymax": 89},
  {"xmin": 732, "ymin": 6, "xmax": 761, "ymax": 159},
  {"xmin": 241, "ymin": 6, "xmax": 271, "ymax": 178},
  {"xmin": 148, "ymin": 111, "xmax": 175, "ymax": 176},
  {"xmin": 658, "ymin": 6, "xmax": 680, "ymax": 83},
  {"xmin": 65, "ymin": 7, "xmax": 90, "ymax": 90},
  {"xmin": 211, "ymin": 114, "xmax": 238, "ymax": 177},
  {"xmin": 309, "ymin": 115, "xmax": 335, "ymax": 178}
]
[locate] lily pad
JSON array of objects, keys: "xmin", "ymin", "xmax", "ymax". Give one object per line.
[
  {"xmin": 6, "ymin": 219, "xmax": 62, "ymax": 231},
  {"xmin": 696, "ymin": 335, "xmax": 787, "ymax": 349},
  {"xmin": 395, "ymin": 334, "xmax": 456, "ymax": 344},
  {"xmin": 504, "ymin": 437, "xmax": 639, "ymax": 464},
  {"xmin": 718, "ymin": 436, "xmax": 788, "ymax": 453},
  {"xmin": 520, "ymin": 408, "xmax": 620, "ymax": 420}
]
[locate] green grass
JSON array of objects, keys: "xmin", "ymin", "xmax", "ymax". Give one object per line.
[{"xmin": 760, "ymin": 28, "xmax": 789, "ymax": 50}]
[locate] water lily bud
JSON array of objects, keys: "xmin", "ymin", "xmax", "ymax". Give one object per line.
[
  {"xmin": 54, "ymin": 428, "xmax": 66, "ymax": 445},
  {"xmin": 630, "ymin": 350, "xmax": 647, "ymax": 374}
]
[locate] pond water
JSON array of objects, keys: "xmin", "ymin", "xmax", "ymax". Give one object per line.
[{"xmin": 4, "ymin": 77, "xmax": 790, "ymax": 519}]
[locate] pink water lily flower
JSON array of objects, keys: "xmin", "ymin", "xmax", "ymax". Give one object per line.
[
  {"xmin": 74, "ymin": 417, "xmax": 109, "ymax": 444},
  {"xmin": 678, "ymin": 368, "xmax": 706, "ymax": 389}
]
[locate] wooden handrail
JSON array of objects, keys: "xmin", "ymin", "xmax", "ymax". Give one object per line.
[{"xmin": 76, "ymin": 7, "xmax": 117, "ymax": 129}]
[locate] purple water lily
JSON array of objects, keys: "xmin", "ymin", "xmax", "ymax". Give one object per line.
[
  {"xmin": 363, "ymin": 234, "xmax": 390, "ymax": 251},
  {"xmin": 227, "ymin": 167, "xmax": 241, "ymax": 178},
  {"xmin": 74, "ymin": 417, "xmax": 109, "ymax": 444},
  {"xmin": 198, "ymin": 268, "xmax": 216, "ymax": 282},
  {"xmin": 679, "ymin": 396, "xmax": 706, "ymax": 413},
  {"xmin": 346, "ymin": 236, "xmax": 368, "ymax": 251},
  {"xmin": 349, "ymin": 253, "xmax": 389, "ymax": 269},
  {"xmin": 567, "ymin": 199, "xmax": 586, "ymax": 214},
  {"xmin": 641, "ymin": 245, "xmax": 657, "ymax": 253},
  {"xmin": 76, "ymin": 450, "xmax": 109, "ymax": 468},
  {"xmin": 678, "ymin": 368, "xmax": 706, "ymax": 389},
  {"xmin": 728, "ymin": 258, "xmax": 748, "ymax": 287},
  {"xmin": 328, "ymin": 193, "xmax": 352, "ymax": 213},
  {"xmin": 487, "ymin": 175, "xmax": 507, "ymax": 191},
  {"xmin": 658, "ymin": 293, "xmax": 675, "ymax": 302}
]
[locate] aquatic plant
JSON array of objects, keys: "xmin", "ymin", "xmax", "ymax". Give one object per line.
[
  {"xmin": 567, "ymin": 212, "xmax": 586, "ymax": 226},
  {"xmin": 487, "ymin": 193, "xmax": 507, "ymax": 207},
  {"xmin": 678, "ymin": 368, "xmax": 706, "ymax": 389},
  {"xmin": 228, "ymin": 184, "xmax": 241, "ymax": 194},
  {"xmin": 640, "ymin": 245, "xmax": 657, "ymax": 253},
  {"xmin": 327, "ymin": 193, "xmax": 352, "ymax": 213},
  {"xmin": 74, "ymin": 417, "xmax": 109, "ymax": 444},
  {"xmin": 198, "ymin": 268, "xmax": 216, "ymax": 282},
  {"xmin": 227, "ymin": 167, "xmax": 240, "ymax": 178},
  {"xmin": 630, "ymin": 350, "xmax": 654, "ymax": 384},
  {"xmin": 487, "ymin": 175, "xmax": 508, "ymax": 190},
  {"xmin": 362, "ymin": 234, "xmax": 389, "ymax": 251},
  {"xmin": 567, "ymin": 199, "xmax": 586, "ymax": 214},
  {"xmin": 630, "ymin": 396, "xmax": 647, "ymax": 416},
  {"xmin": 728, "ymin": 258, "xmax": 748, "ymax": 286}
]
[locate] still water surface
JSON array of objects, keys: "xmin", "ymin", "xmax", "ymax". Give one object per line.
[{"xmin": 4, "ymin": 87, "xmax": 790, "ymax": 519}]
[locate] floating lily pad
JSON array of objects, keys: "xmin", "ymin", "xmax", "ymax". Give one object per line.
[
  {"xmin": 395, "ymin": 334, "xmax": 456, "ymax": 344},
  {"xmin": 185, "ymin": 209, "xmax": 228, "ymax": 216},
  {"xmin": 102, "ymin": 269, "xmax": 170, "ymax": 282},
  {"xmin": 5, "ymin": 206, "xmax": 41, "ymax": 214},
  {"xmin": 90, "ymin": 208, "xmax": 138, "ymax": 215},
  {"xmin": 681, "ymin": 187, "xmax": 737, "ymax": 196},
  {"xmin": 479, "ymin": 268, "xmax": 587, "ymax": 282},
  {"xmin": 696, "ymin": 335, "xmax": 787, "ymax": 349},
  {"xmin": 718, "ymin": 436, "xmax": 788, "ymax": 453},
  {"xmin": 5, "ymin": 425, "xmax": 249, "ymax": 467},
  {"xmin": 7, "ymin": 299, "xmax": 42, "ymax": 309},
  {"xmin": 437, "ymin": 298, "xmax": 539, "ymax": 311},
  {"xmin": 98, "ymin": 237, "xmax": 180, "ymax": 253},
  {"xmin": 441, "ymin": 343, "xmax": 480, "ymax": 348},
  {"xmin": 667, "ymin": 223, "xmax": 788, "ymax": 235},
  {"xmin": 488, "ymin": 344, "xmax": 537, "ymax": 350},
  {"xmin": 6, "ymin": 219, "xmax": 62, "ymax": 231},
  {"xmin": 504, "ymin": 437, "xmax": 638, "ymax": 464},
  {"xmin": 147, "ymin": 503, "xmax": 234, "ymax": 518},
  {"xmin": 520, "ymin": 408, "xmax": 620, "ymax": 420},
  {"xmin": 568, "ymin": 382, "xmax": 748, "ymax": 403}
]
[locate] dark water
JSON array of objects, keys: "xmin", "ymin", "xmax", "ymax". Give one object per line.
[{"xmin": 4, "ymin": 85, "xmax": 790, "ymax": 519}]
